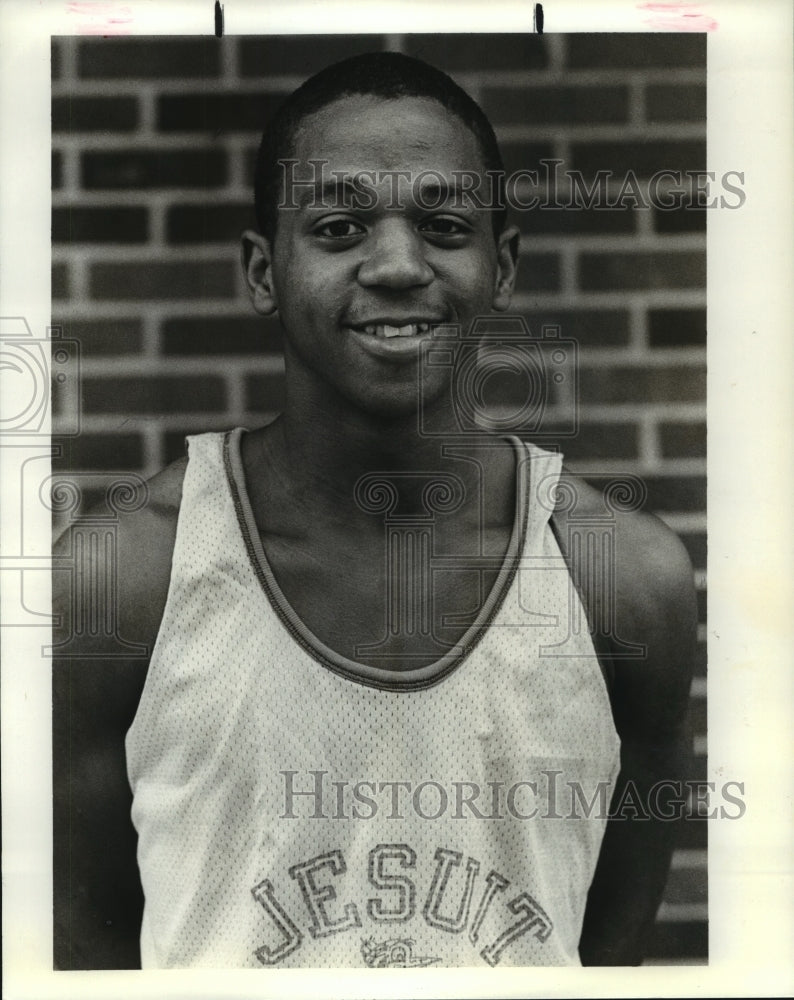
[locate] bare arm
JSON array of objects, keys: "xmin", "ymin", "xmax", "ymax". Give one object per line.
[
  {"xmin": 576, "ymin": 503, "xmax": 697, "ymax": 964},
  {"xmin": 52, "ymin": 460, "xmax": 185, "ymax": 969}
]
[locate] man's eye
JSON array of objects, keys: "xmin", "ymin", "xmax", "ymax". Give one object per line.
[
  {"xmin": 419, "ymin": 216, "xmax": 470, "ymax": 237},
  {"xmin": 314, "ymin": 218, "xmax": 365, "ymax": 239}
]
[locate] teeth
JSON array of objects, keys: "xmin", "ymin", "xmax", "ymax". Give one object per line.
[{"xmin": 362, "ymin": 323, "xmax": 432, "ymax": 338}]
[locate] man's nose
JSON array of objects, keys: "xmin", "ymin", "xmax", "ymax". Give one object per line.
[{"xmin": 357, "ymin": 220, "xmax": 434, "ymax": 289}]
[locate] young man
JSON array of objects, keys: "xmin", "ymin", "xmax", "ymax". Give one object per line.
[{"xmin": 53, "ymin": 52, "xmax": 696, "ymax": 970}]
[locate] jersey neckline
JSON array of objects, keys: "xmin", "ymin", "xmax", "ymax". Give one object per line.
[{"xmin": 223, "ymin": 427, "xmax": 532, "ymax": 692}]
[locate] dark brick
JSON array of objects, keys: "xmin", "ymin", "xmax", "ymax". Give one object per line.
[
  {"xmin": 642, "ymin": 475, "xmax": 706, "ymax": 513},
  {"xmin": 163, "ymin": 432, "xmax": 191, "ymax": 465},
  {"xmin": 51, "ymin": 370, "xmax": 78, "ymax": 426},
  {"xmin": 521, "ymin": 205, "xmax": 636, "ymax": 236},
  {"xmin": 664, "ymin": 866, "xmax": 707, "ymax": 906},
  {"xmin": 162, "ymin": 427, "xmax": 241, "ymax": 465},
  {"xmin": 689, "ymin": 755, "xmax": 707, "ymax": 787},
  {"xmin": 571, "ymin": 140, "xmax": 706, "ymax": 178},
  {"xmin": 243, "ymin": 144, "xmax": 260, "ymax": 187},
  {"xmin": 89, "ymin": 261, "xmax": 236, "ymax": 301},
  {"xmin": 167, "ymin": 203, "xmax": 256, "ymax": 244},
  {"xmin": 245, "ymin": 374, "xmax": 287, "ymax": 413},
  {"xmin": 52, "ymin": 262, "xmax": 69, "ymax": 300},
  {"xmin": 52, "ymin": 433, "xmax": 143, "ymax": 471},
  {"xmin": 580, "ymin": 365, "xmax": 706, "ymax": 404},
  {"xmin": 646, "ymin": 920, "xmax": 707, "ymax": 960},
  {"xmin": 499, "ymin": 141, "xmax": 556, "ymax": 178},
  {"xmin": 694, "ymin": 639, "xmax": 706, "ymax": 678},
  {"xmin": 566, "ymin": 34, "xmax": 706, "ymax": 70},
  {"xmin": 688, "ymin": 695, "xmax": 707, "ymax": 738},
  {"xmin": 696, "ymin": 587, "xmax": 707, "ymax": 624},
  {"xmin": 52, "ymin": 151, "xmax": 63, "ymax": 190},
  {"xmin": 57, "ymin": 318, "xmax": 143, "ymax": 355},
  {"xmin": 659, "ymin": 421, "xmax": 706, "ymax": 459},
  {"xmin": 534, "ymin": 423, "xmax": 639, "ymax": 461},
  {"xmin": 81, "ymin": 149, "xmax": 227, "ymax": 190},
  {"xmin": 403, "ymin": 34, "xmax": 549, "ymax": 72},
  {"xmin": 653, "ymin": 204, "xmax": 706, "ymax": 234},
  {"xmin": 52, "ymin": 207, "xmax": 148, "ymax": 244},
  {"xmin": 646, "ymin": 83, "xmax": 707, "ymax": 123},
  {"xmin": 157, "ymin": 93, "xmax": 288, "ymax": 134},
  {"xmin": 82, "ymin": 375, "xmax": 226, "ymax": 414},
  {"xmin": 677, "ymin": 813, "xmax": 707, "ymax": 848},
  {"xmin": 676, "ymin": 768, "xmax": 704, "ymax": 800},
  {"xmin": 240, "ymin": 35, "xmax": 383, "ymax": 77},
  {"xmin": 648, "ymin": 308, "xmax": 706, "ymax": 347},
  {"xmin": 51, "ymin": 38, "xmax": 61, "ymax": 80},
  {"xmin": 162, "ymin": 316, "xmax": 283, "ymax": 355},
  {"xmin": 52, "ymin": 96, "xmax": 138, "ymax": 133},
  {"xmin": 579, "ymin": 251, "xmax": 706, "ymax": 291},
  {"xmin": 514, "ymin": 252, "xmax": 560, "ymax": 292},
  {"xmin": 78, "ymin": 37, "xmax": 221, "ymax": 79},
  {"xmin": 483, "ymin": 85, "xmax": 628, "ymax": 126},
  {"xmin": 679, "ymin": 531, "xmax": 706, "ymax": 570},
  {"xmin": 523, "ymin": 309, "xmax": 630, "ymax": 347}
]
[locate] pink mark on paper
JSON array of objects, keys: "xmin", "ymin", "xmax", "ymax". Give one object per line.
[
  {"xmin": 67, "ymin": 1, "xmax": 134, "ymax": 35},
  {"xmin": 637, "ymin": 1, "xmax": 719, "ymax": 31}
]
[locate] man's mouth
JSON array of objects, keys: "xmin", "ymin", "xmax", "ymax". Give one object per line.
[
  {"xmin": 350, "ymin": 320, "xmax": 438, "ymax": 339},
  {"xmin": 363, "ymin": 322, "xmax": 432, "ymax": 339}
]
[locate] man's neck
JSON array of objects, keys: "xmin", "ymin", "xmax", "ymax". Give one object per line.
[{"xmin": 252, "ymin": 387, "xmax": 516, "ymax": 530}]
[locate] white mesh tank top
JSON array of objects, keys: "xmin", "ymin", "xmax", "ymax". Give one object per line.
[{"xmin": 126, "ymin": 429, "xmax": 620, "ymax": 968}]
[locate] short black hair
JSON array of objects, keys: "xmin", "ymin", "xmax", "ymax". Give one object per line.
[{"xmin": 254, "ymin": 51, "xmax": 507, "ymax": 243}]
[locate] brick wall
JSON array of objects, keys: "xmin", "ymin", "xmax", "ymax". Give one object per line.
[{"xmin": 51, "ymin": 32, "xmax": 707, "ymax": 964}]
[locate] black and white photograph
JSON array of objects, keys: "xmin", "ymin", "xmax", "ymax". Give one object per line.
[{"xmin": 1, "ymin": 1, "xmax": 792, "ymax": 998}]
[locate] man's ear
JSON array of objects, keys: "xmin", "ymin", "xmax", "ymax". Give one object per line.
[
  {"xmin": 492, "ymin": 225, "xmax": 520, "ymax": 312},
  {"xmin": 241, "ymin": 229, "xmax": 278, "ymax": 315}
]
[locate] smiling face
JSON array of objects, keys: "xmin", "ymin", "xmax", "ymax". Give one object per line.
[{"xmin": 243, "ymin": 94, "xmax": 518, "ymax": 421}]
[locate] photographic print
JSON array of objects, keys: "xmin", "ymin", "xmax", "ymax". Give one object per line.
[{"xmin": 48, "ymin": 29, "xmax": 710, "ymax": 970}]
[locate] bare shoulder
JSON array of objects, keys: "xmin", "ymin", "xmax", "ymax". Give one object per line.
[
  {"xmin": 53, "ymin": 456, "xmax": 188, "ymax": 654},
  {"xmin": 555, "ymin": 469, "xmax": 697, "ymax": 740},
  {"xmin": 556, "ymin": 467, "xmax": 694, "ymax": 611}
]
